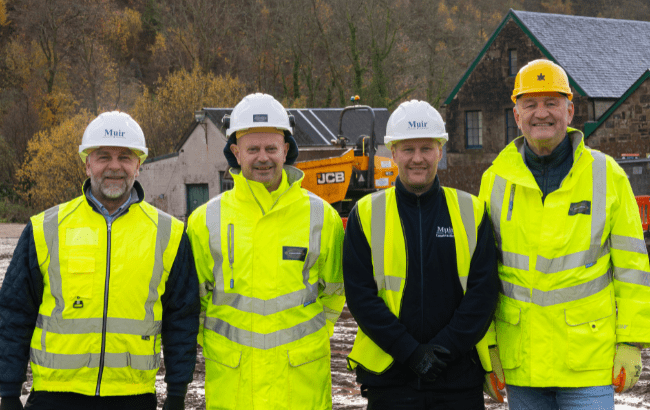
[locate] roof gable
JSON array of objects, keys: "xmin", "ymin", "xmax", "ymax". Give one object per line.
[
  {"xmin": 445, "ymin": 9, "xmax": 650, "ymax": 104},
  {"xmin": 584, "ymin": 69, "xmax": 650, "ymax": 138},
  {"xmin": 185, "ymin": 107, "xmax": 389, "ymax": 148}
]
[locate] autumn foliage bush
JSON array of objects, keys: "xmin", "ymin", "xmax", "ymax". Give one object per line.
[{"xmin": 16, "ymin": 112, "xmax": 92, "ymax": 212}]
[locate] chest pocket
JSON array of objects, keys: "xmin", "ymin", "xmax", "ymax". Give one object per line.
[{"xmin": 65, "ymin": 227, "xmax": 100, "ymax": 300}]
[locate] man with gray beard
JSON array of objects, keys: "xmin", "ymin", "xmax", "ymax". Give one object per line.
[{"xmin": 0, "ymin": 112, "xmax": 199, "ymax": 410}]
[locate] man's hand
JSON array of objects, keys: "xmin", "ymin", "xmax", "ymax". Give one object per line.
[
  {"xmin": 407, "ymin": 344, "xmax": 451, "ymax": 382},
  {"xmin": 0, "ymin": 397, "xmax": 23, "ymax": 410},
  {"xmin": 483, "ymin": 345, "xmax": 506, "ymax": 402},
  {"xmin": 612, "ymin": 343, "xmax": 642, "ymax": 393},
  {"xmin": 162, "ymin": 395, "xmax": 185, "ymax": 410}
]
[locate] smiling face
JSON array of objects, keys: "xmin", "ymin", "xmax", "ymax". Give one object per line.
[
  {"xmin": 391, "ymin": 138, "xmax": 442, "ymax": 195},
  {"xmin": 85, "ymin": 146, "xmax": 140, "ymax": 212},
  {"xmin": 514, "ymin": 92, "xmax": 574, "ymax": 156},
  {"xmin": 230, "ymin": 132, "xmax": 289, "ymax": 192}
]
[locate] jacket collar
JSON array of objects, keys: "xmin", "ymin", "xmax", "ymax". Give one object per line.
[
  {"xmin": 492, "ymin": 128, "xmax": 586, "ymax": 189},
  {"xmin": 82, "ymin": 179, "xmax": 145, "ymax": 215},
  {"xmin": 230, "ymin": 165, "xmax": 306, "ymax": 215}
]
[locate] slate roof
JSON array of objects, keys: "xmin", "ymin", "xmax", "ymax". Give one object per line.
[
  {"xmin": 202, "ymin": 107, "xmax": 389, "ymax": 146},
  {"xmin": 445, "ymin": 9, "xmax": 650, "ymax": 103}
]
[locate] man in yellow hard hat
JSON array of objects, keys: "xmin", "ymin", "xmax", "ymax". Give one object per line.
[
  {"xmin": 0, "ymin": 112, "xmax": 200, "ymax": 410},
  {"xmin": 186, "ymin": 93, "xmax": 345, "ymax": 410},
  {"xmin": 343, "ymin": 100, "xmax": 500, "ymax": 409},
  {"xmin": 479, "ymin": 59, "xmax": 650, "ymax": 409}
]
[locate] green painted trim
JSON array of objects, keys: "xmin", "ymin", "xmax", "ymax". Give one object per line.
[
  {"xmin": 584, "ymin": 69, "xmax": 650, "ymax": 140},
  {"xmin": 444, "ymin": 9, "xmax": 587, "ymax": 106}
]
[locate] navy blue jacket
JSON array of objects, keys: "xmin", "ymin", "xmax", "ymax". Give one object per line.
[
  {"xmin": 0, "ymin": 181, "xmax": 200, "ymax": 399},
  {"xmin": 343, "ymin": 176, "xmax": 500, "ymax": 390}
]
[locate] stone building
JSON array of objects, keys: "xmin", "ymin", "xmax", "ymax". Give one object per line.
[{"xmin": 440, "ymin": 9, "xmax": 650, "ymax": 195}]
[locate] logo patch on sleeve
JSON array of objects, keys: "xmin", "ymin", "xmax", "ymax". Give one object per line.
[
  {"xmin": 283, "ymin": 246, "xmax": 307, "ymax": 261},
  {"xmin": 568, "ymin": 201, "xmax": 591, "ymax": 216}
]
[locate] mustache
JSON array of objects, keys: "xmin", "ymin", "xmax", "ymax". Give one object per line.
[{"xmin": 101, "ymin": 171, "xmax": 128, "ymax": 178}]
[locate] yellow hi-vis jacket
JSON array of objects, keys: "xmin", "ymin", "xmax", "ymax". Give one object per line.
[
  {"xmin": 30, "ymin": 186, "xmax": 184, "ymax": 396},
  {"xmin": 187, "ymin": 167, "xmax": 345, "ymax": 410},
  {"xmin": 346, "ymin": 186, "xmax": 493, "ymax": 373},
  {"xmin": 479, "ymin": 129, "xmax": 650, "ymax": 388}
]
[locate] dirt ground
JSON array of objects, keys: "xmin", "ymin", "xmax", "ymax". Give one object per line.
[{"xmin": 1, "ymin": 227, "xmax": 650, "ymax": 409}]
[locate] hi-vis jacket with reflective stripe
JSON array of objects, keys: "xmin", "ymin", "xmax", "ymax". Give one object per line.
[
  {"xmin": 347, "ymin": 185, "xmax": 493, "ymax": 373},
  {"xmin": 187, "ymin": 166, "xmax": 345, "ymax": 410},
  {"xmin": 479, "ymin": 129, "xmax": 650, "ymax": 388},
  {"xmin": 28, "ymin": 181, "xmax": 186, "ymax": 396}
]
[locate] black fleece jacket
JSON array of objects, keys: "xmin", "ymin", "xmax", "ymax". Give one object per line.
[
  {"xmin": 343, "ymin": 176, "xmax": 500, "ymax": 390},
  {"xmin": 0, "ymin": 181, "xmax": 200, "ymax": 399}
]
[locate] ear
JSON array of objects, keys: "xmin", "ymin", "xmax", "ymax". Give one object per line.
[
  {"xmin": 566, "ymin": 101, "xmax": 575, "ymax": 124},
  {"xmin": 283, "ymin": 142, "xmax": 289, "ymax": 161},
  {"xmin": 135, "ymin": 159, "xmax": 141, "ymax": 178},
  {"xmin": 85, "ymin": 157, "xmax": 92, "ymax": 178},
  {"xmin": 390, "ymin": 144, "xmax": 397, "ymax": 161},
  {"xmin": 230, "ymin": 143, "xmax": 242, "ymax": 165},
  {"xmin": 513, "ymin": 105, "xmax": 522, "ymax": 128}
]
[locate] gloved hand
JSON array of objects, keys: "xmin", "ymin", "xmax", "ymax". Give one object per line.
[
  {"xmin": 0, "ymin": 397, "xmax": 24, "ymax": 410},
  {"xmin": 483, "ymin": 345, "xmax": 506, "ymax": 402},
  {"xmin": 612, "ymin": 343, "xmax": 642, "ymax": 393},
  {"xmin": 162, "ymin": 395, "xmax": 185, "ymax": 410},
  {"xmin": 407, "ymin": 344, "xmax": 451, "ymax": 382}
]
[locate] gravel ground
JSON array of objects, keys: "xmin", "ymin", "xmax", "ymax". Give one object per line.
[{"xmin": 1, "ymin": 228, "xmax": 649, "ymax": 409}]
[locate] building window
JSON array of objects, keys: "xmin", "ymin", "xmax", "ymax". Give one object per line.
[
  {"xmin": 508, "ymin": 49, "xmax": 517, "ymax": 76},
  {"xmin": 465, "ymin": 111, "xmax": 482, "ymax": 149},
  {"xmin": 506, "ymin": 109, "xmax": 520, "ymax": 144},
  {"xmin": 220, "ymin": 171, "xmax": 234, "ymax": 192}
]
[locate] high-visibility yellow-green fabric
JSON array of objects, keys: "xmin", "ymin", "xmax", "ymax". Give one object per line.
[
  {"xmin": 187, "ymin": 167, "xmax": 345, "ymax": 410},
  {"xmin": 347, "ymin": 186, "xmax": 492, "ymax": 374},
  {"xmin": 30, "ymin": 191, "xmax": 184, "ymax": 396},
  {"xmin": 479, "ymin": 129, "xmax": 650, "ymax": 387}
]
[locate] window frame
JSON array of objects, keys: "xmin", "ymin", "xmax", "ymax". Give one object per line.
[{"xmin": 465, "ymin": 110, "xmax": 483, "ymax": 149}]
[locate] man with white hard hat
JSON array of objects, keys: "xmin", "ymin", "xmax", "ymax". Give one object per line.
[
  {"xmin": 186, "ymin": 93, "xmax": 345, "ymax": 409},
  {"xmin": 0, "ymin": 112, "xmax": 200, "ymax": 410},
  {"xmin": 343, "ymin": 100, "xmax": 500, "ymax": 409}
]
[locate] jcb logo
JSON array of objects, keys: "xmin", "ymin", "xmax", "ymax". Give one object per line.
[{"xmin": 317, "ymin": 172, "xmax": 345, "ymax": 185}]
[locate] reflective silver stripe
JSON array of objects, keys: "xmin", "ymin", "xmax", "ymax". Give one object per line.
[
  {"xmin": 36, "ymin": 315, "xmax": 162, "ymax": 336},
  {"xmin": 614, "ymin": 267, "xmax": 650, "ymax": 287},
  {"xmin": 43, "ymin": 206, "xmax": 64, "ymax": 321},
  {"xmin": 31, "ymin": 348, "xmax": 160, "ymax": 371},
  {"xmin": 321, "ymin": 282, "xmax": 344, "ymax": 296},
  {"xmin": 490, "ymin": 176, "xmax": 507, "ymax": 249},
  {"xmin": 459, "ymin": 276, "xmax": 468, "ymax": 291},
  {"xmin": 385, "ymin": 276, "xmax": 403, "ymax": 292},
  {"xmin": 535, "ymin": 243, "xmax": 609, "ymax": 274},
  {"xmin": 610, "ymin": 234, "xmax": 648, "ymax": 255},
  {"xmin": 204, "ymin": 311, "xmax": 326, "ymax": 350},
  {"xmin": 501, "ymin": 270, "xmax": 611, "ymax": 306},
  {"xmin": 370, "ymin": 190, "xmax": 387, "ymax": 291},
  {"xmin": 206, "ymin": 194, "xmax": 323, "ymax": 314},
  {"xmin": 144, "ymin": 210, "xmax": 172, "ymax": 323},
  {"xmin": 457, "ymin": 191, "xmax": 477, "ymax": 257},
  {"xmin": 502, "ymin": 251, "xmax": 529, "ymax": 271},
  {"xmin": 589, "ymin": 151, "xmax": 607, "ymax": 264},
  {"xmin": 324, "ymin": 306, "xmax": 340, "ymax": 323}
]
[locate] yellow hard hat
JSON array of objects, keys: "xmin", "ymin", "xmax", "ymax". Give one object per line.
[{"xmin": 512, "ymin": 59, "xmax": 573, "ymax": 103}]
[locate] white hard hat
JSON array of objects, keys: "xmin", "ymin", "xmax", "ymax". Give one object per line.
[
  {"xmin": 384, "ymin": 100, "xmax": 448, "ymax": 148},
  {"xmin": 79, "ymin": 111, "xmax": 148, "ymax": 163},
  {"xmin": 225, "ymin": 93, "xmax": 293, "ymax": 137}
]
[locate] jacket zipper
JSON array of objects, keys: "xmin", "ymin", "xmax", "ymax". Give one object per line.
[
  {"xmin": 507, "ymin": 184, "xmax": 516, "ymax": 221},
  {"xmin": 228, "ymin": 223, "xmax": 235, "ymax": 288},
  {"xmin": 95, "ymin": 220, "xmax": 112, "ymax": 396}
]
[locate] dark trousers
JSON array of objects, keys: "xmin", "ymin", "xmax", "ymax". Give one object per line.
[
  {"xmin": 24, "ymin": 391, "xmax": 157, "ymax": 410},
  {"xmin": 362, "ymin": 384, "xmax": 485, "ymax": 410}
]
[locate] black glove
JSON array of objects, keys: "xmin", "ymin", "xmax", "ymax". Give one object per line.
[
  {"xmin": 0, "ymin": 397, "xmax": 24, "ymax": 410},
  {"xmin": 407, "ymin": 344, "xmax": 451, "ymax": 382},
  {"xmin": 162, "ymin": 395, "xmax": 185, "ymax": 410}
]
